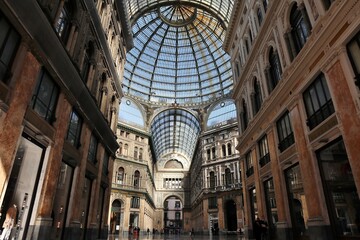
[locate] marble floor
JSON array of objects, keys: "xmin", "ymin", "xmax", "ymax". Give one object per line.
[{"xmin": 107, "ymin": 233, "xmax": 250, "ymax": 240}]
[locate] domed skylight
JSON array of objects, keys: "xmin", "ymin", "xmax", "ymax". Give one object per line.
[{"xmin": 122, "ymin": 3, "xmax": 233, "ymax": 106}]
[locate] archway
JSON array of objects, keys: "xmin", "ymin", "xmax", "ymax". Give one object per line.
[
  {"xmin": 225, "ymin": 199, "xmax": 237, "ymax": 231},
  {"xmin": 163, "ymin": 196, "xmax": 183, "ymax": 234},
  {"xmin": 110, "ymin": 200, "xmax": 122, "ymax": 234}
]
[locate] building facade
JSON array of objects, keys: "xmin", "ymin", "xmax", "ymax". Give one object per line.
[
  {"xmin": 0, "ymin": 0, "xmax": 128, "ymax": 239},
  {"xmin": 226, "ymin": 0, "xmax": 360, "ymax": 239}
]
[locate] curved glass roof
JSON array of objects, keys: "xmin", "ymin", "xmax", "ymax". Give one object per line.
[
  {"xmin": 126, "ymin": 0, "xmax": 234, "ymax": 29},
  {"xmin": 207, "ymin": 100, "xmax": 237, "ymax": 128},
  {"xmin": 118, "ymin": 97, "xmax": 145, "ymax": 127},
  {"xmin": 122, "ymin": 3, "xmax": 233, "ymax": 106},
  {"xmin": 150, "ymin": 109, "xmax": 200, "ymax": 161}
]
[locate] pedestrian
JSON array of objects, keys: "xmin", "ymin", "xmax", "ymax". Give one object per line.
[
  {"xmin": 253, "ymin": 217, "xmax": 262, "ymax": 240},
  {"xmin": 0, "ymin": 204, "xmax": 17, "ymax": 240}
]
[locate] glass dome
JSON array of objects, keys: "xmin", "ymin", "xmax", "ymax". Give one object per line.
[{"xmin": 122, "ymin": 3, "xmax": 233, "ymax": 106}]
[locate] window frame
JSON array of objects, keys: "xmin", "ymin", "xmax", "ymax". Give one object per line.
[
  {"xmin": 276, "ymin": 111, "xmax": 295, "ymax": 152},
  {"xmin": 66, "ymin": 109, "xmax": 83, "ymax": 148},
  {"xmin": 0, "ymin": 11, "xmax": 21, "ymax": 83},
  {"xmin": 303, "ymin": 73, "xmax": 334, "ymax": 130},
  {"xmin": 258, "ymin": 135, "xmax": 270, "ymax": 167},
  {"xmin": 88, "ymin": 133, "xmax": 98, "ymax": 164},
  {"xmin": 31, "ymin": 69, "xmax": 59, "ymax": 124}
]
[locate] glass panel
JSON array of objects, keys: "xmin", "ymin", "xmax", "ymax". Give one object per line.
[
  {"xmin": 0, "ymin": 136, "xmax": 45, "ymax": 240},
  {"xmin": 122, "ymin": 3, "xmax": 233, "ymax": 106},
  {"xmin": 150, "ymin": 109, "xmax": 200, "ymax": 161},
  {"xmin": 285, "ymin": 164, "xmax": 308, "ymax": 238},
  {"xmin": 264, "ymin": 178, "xmax": 278, "ymax": 239},
  {"xmin": 52, "ymin": 162, "xmax": 74, "ymax": 239},
  {"xmin": 317, "ymin": 139, "xmax": 360, "ymax": 237},
  {"xmin": 207, "ymin": 100, "xmax": 237, "ymax": 127}
]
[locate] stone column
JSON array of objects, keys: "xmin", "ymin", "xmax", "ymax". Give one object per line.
[
  {"xmin": 264, "ymin": 66, "xmax": 273, "ymax": 93},
  {"xmin": 0, "ymin": 48, "xmax": 39, "ymax": 199},
  {"xmin": 289, "ymin": 99, "xmax": 327, "ymax": 236},
  {"xmin": 65, "ymin": 125, "xmax": 91, "ymax": 238},
  {"xmin": 217, "ymin": 197, "xmax": 224, "ymax": 231},
  {"xmin": 33, "ymin": 92, "xmax": 72, "ymax": 239},
  {"xmin": 285, "ymin": 31, "xmax": 297, "ymax": 60},
  {"xmin": 325, "ymin": 59, "xmax": 360, "ymax": 197},
  {"xmin": 202, "ymin": 198, "xmax": 209, "ymax": 232},
  {"xmin": 236, "ymin": 195, "xmax": 243, "ymax": 231},
  {"xmin": 252, "ymin": 146, "xmax": 265, "ymax": 218},
  {"xmin": 267, "ymin": 127, "xmax": 289, "ymax": 238},
  {"xmin": 240, "ymin": 157, "xmax": 252, "ymax": 237}
]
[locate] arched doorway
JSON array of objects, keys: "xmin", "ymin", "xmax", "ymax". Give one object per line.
[
  {"xmin": 110, "ymin": 200, "xmax": 122, "ymax": 234},
  {"xmin": 164, "ymin": 196, "xmax": 183, "ymax": 234},
  {"xmin": 225, "ymin": 199, "xmax": 237, "ymax": 231}
]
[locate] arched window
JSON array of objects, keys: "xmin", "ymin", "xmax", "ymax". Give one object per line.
[
  {"xmin": 81, "ymin": 41, "xmax": 94, "ymax": 83},
  {"xmin": 55, "ymin": 1, "xmax": 75, "ymax": 44},
  {"xmin": 240, "ymin": 99, "xmax": 248, "ymax": 131},
  {"xmin": 139, "ymin": 148, "xmax": 143, "ymax": 160},
  {"xmin": 134, "ymin": 146, "xmax": 138, "ymax": 159},
  {"xmin": 268, "ymin": 47, "xmax": 282, "ymax": 92},
  {"xmin": 253, "ymin": 78, "xmax": 263, "ymax": 114},
  {"xmin": 227, "ymin": 143, "xmax": 232, "ymax": 156},
  {"xmin": 118, "ymin": 142, "xmax": 123, "ymax": 155},
  {"xmin": 134, "ymin": 170, "xmax": 140, "ymax": 188},
  {"xmin": 222, "ymin": 145, "xmax": 227, "ymax": 157},
  {"xmin": 210, "ymin": 171, "xmax": 216, "ymax": 189},
  {"xmin": 124, "ymin": 144, "xmax": 128, "ymax": 155},
  {"xmin": 263, "ymin": 0, "xmax": 268, "ymax": 12},
  {"xmin": 117, "ymin": 167, "xmax": 124, "ymax": 184},
  {"xmin": 257, "ymin": 7, "xmax": 263, "ymax": 26},
  {"xmin": 290, "ymin": 3, "xmax": 312, "ymax": 55},
  {"xmin": 225, "ymin": 168, "xmax": 232, "ymax": 187}
]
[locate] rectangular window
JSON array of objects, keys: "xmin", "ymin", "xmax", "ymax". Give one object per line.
[
  {"xmin": 347, "ymin": 30, "xmax": 360, "ymax": 88},
  {"xmin": 175, "ymin": 201, "xmax": 180, "ymax": 208},
  {"xmin": 258, "ymin": 135, "xmax": 270, "ymax": 167},
  {"xmin": 276, "ymin": 111, "xmax": 294, "ymax": 152},
  {"xmin": 0, "ymin": 11, "xmax": 21, "ymax": 83},
  {"xmin": 131, "ymin": 196, "xmax": 140, "ymax": 209},
  {"xmin": 245, "ymin": 151, "xmax": 254, "ymax": 177},
  {"xmin": 88, "ymin": 134, "xmax": 98, "ymax": 164},
  {"xmin": 264, "ymin": 178, "xmax": 278, "ymax": 234},
  {"xmin": 175, "ymin": 212, "xmax": 180, "ymax": 220},
  {"xmin": 303, "ymin": 73, "xmax": 334, "ymax": 130},
  {"xmin": 208, "ymin": 197, "xmax": 217, "ymax": 209},
  {"xmin": 102, "ymin": 151, "xmax": 109, "ymax": 176},
  {"xmin": 66, "ymin": 110, "xmax": 82, "ymax": 147},
  {"xmin": 31, "ymin": 69, "xmax": 59, "ymax": 123}
]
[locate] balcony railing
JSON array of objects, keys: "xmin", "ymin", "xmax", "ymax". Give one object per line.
[
  {"xmin": 112, "ymin": 182, "xmax": 147, "ymax": 192},
  {"xmin": 204, "ymin": 182, "xmax": 242, "ymax": 193}
]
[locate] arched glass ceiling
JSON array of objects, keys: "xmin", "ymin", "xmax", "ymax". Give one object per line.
[
  {"xmin": 150, "ymin": 109, "xmax": 201, "ymax": 161},
  {"xmin": 207, "ymin": 100, "xmax": 237, "ymax": 128},
  {"xmin": 126, "ymin": 0, "xmax": 234, "ymax": 29},
  {"xmin": 118, "ymin": 97, "xmax": 145, "ymax": 127},
  {"xmin": 122, "ymin": 3, "xmax": 233, "ymax": 106}
]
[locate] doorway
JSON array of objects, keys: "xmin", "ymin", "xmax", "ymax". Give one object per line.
[
  {"xmin": 110, "ymin": 200, "xmax": 122, "ymax": 234},
  {"xmin": 0, "ymin": 134, "xmax": 46, "ymax": 240},
  {"xmin": 225, "ymin": 199, "xmax": 237, "ymax": 231}
]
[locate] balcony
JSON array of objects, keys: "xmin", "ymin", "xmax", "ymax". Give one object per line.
[
  {"xmin": 112, "ymin": 182, "xmax": 147, "ymax": 193},
  {"xmin": 204, "ymin": 181, "xmax": 242, "ymax": 193}
]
